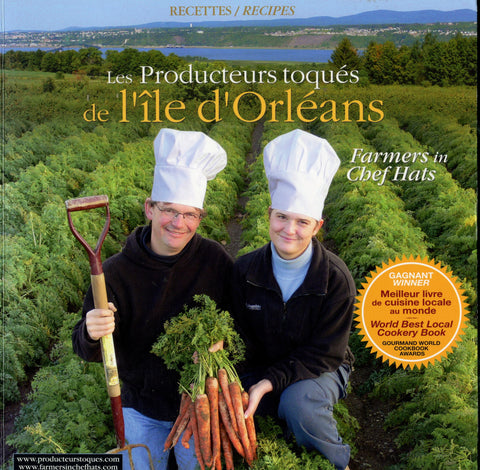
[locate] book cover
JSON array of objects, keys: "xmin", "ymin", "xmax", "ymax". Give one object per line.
[{"xmin": 2, "ymin": 1, "xmax": 477, "ymax": 469}]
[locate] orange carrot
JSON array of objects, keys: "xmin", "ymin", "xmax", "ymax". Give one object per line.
[
  {"xmin": 164, "ymin": 392, "xmax": 191, "ymax": 451},
  {"xmin": 242, "ymin": 391, "xmax": 257, "ymax": 460},
  {"xmin": 181, "ymin": 418, "xmax": 194, "ymax": 449},
  {"xmin": 190, "ymin": 401, "xmax": 205, "ymax": 470},
  {"xmin": 220, "ymin": 420, "xmax": 234, "ymax": 470},
  {"xmin": 206, "ymin": 376, "xmax": 221, "ymax": 465},
  {"xmin": 195, "ymin": 393, "xmax": 213, "ymax": 468},
  {"xmin": 218, "ymin": 390, "xmax": 245, "ymax": 458},
  {"xmin": 170, "ymin": 399, "xmax": 193, "ymax": 448},
  {"xmin": 229, "ymin": 382, "xmax": 254, "ymax": 465},
  {"xmin": 217, "ymin": 368, "xmax": 238, "ymax": 433}
]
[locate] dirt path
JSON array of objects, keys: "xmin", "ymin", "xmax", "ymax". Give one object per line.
[
  {"xmin": 225, "ymin": 120, "xmax": 264, "ymax": 259},
  {"xmin": 345, "ymin": 366, "xmax": 400, "ymax": 469},
  {"xmin": 2, "ymin": 373, "xmax": 34, "ymax": 464}
]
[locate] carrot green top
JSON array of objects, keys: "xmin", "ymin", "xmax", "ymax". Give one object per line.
[{"xmin": 151, "ymin": 294, "xmax": 245, "ymax": 399}]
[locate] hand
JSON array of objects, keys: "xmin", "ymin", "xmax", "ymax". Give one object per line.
[
  {"xmin": 208, "ymin": 340, "xmax": 224, "ymax": 353},
  {"xmin": 244, "ymin": 379, "xmax": 273, "ymax": 418},
  {"xmin": 193, "ymin": 340, "xmax": 224, "ymax": 363},
  {"xmin": 85, "ymin": 302, "xmax": 117, "ymax": 341}
]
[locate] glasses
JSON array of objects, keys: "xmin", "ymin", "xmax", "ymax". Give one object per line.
[{"xmin": 154, "ymin": 205, "xmax": 202, "ymax": 223}]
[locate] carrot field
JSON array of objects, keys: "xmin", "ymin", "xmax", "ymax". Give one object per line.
[{"xmin": 2, "ymin": 65, "xmax": 477, "ymax": 469}]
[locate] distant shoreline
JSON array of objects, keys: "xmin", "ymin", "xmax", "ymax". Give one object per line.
[
  {"xmin": 4, "ymin": 44, "xmax": 336, "ymax": 51},
  {"xmin": 2, "ymin": 45, "xmax": 336, "ymax": 63}
]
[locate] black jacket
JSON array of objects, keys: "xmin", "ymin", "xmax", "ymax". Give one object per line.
[
  {"xmin": 72, "ymin": 225, "xmax": 233, "ymax": 421},
  {"xmin": 230, "ymin": 239, "xmax": 355, "ymax": 394}
]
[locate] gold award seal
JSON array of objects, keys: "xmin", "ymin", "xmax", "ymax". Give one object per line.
[{"xmin": 356, "ymin": 256, "xmax": 469, "ymax": 368}]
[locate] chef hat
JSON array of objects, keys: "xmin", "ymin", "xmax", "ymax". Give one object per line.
[
  {"xmin": 151, "ymin": 128, "xmax": 227, "ymax": 209},
  {"xmin": 263, "ymin": 129, "xmax": 340, "ymax": 220}
]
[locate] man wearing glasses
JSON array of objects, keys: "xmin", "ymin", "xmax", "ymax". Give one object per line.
[
  {"xmin": 144, "ymin": 203, "xmax": 206, "ymax": 256},
  {"xmin": 72, "ymin": 128, "xmax": 233, "ymax": 470}
]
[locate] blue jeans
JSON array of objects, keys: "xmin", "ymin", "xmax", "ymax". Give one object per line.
[
  {"xmin": 278, "ymin": 364, "xmax": 351, "ymax": 470},
  {"xmin": 243, "ymin": 364, "xmax": 351, "ymax": 470},
  {"xmin": 120, "ymin": 407, "xmax": 199, "ymax": 470}
]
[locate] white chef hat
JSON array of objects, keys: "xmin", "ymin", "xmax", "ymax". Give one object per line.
[
  {"xmin": 263, "ymin": 129, "xmax": 340, "ymax": 220},
  {"xmin": 151, "ymin": 128, "xmax": 227, "ymax": 209}
]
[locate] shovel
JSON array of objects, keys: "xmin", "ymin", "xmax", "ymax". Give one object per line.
[{"xmin": 66, "ymin": 195, "xmax": 153, "ymax": 469}]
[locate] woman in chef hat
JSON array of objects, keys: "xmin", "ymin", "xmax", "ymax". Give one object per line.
[
  {"xmin": 231, "ymin": 129, "xmax": 355, "ymax": 470},
  {"xmin": 73, "ymin": 128, "xmax": 233, "ymax": 470}
]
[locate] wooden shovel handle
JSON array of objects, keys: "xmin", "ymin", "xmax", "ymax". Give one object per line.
[
  {"xmin": 91, "ymin": 273, "xmax": 124, "ymax": 448},
  {"xmin": 65, "ymin": 194, "xmax": 109, "ymax": 211},
  {"xmin": 91, "ymin": 273, "xmax": 121, "ymax": 398}
]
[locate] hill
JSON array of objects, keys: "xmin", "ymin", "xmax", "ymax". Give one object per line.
[{"xmin": 60, "ymin": 9, "xmax": 477, "ymax": 31}]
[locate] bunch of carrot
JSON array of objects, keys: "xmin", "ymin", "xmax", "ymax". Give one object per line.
[
  {"xmin": 164, "ymin": 362, "xmax": 257, "ymax": 469},
  {"xmin": 151, "ymin": 295, "xmax": 257, "ymax": 469}
]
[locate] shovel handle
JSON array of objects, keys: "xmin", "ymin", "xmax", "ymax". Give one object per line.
[
  {"xmin": 65, "ymin": 195, "xmax": 109, "ymax": 211},
  {"xmin": 65, "ymin": 195, "xmax": 110, "ymax": 275},
  {"xmin": 91, "ymin": 274, "xmax": 121, "ymax": 397},
  {"xmin": 92, "ymin": 275, "xmax": 124, "ymax": 446}
]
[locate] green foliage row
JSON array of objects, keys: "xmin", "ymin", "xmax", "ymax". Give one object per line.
[
  {"xmin": 308, "ymin": 120, "xmax": 428, "ymax": 282},
  {"xmin": 199, "ymin": 120, "xmax": 252, "ymax": 242},
  {"xmin": 387, "ymin": 86, "xmax": 476, "ymax": 129},
  {"xmin": 6, "ymin": 315, "xmax": 116, "ymax": 454},
  {"xmin": 2, "ymin": 127, "xmax": 132, "ymax": 402},
  {"xmin": 311, "ymin": 82, "xmax": 476, "ymax": 131},
  {"xmin": 234, "ymin": 416, "xmax": 338, "ymax": 470},
  {"xmin": 398, "ymin": 112, "xmax": 477, "ymax": 190},
  {"xmin": 372, "ymin": 325, "xmax": 477, "ymax": 469},
  {"xmin": 2, "ymin": 74, "xmax": 157, "ymax": 179},
  {"xmin": 359, "ymin": 118, "xmax": 477, "ymax": 317}
]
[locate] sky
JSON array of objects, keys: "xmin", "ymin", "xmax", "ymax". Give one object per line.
[{"xmin": 2, "ymin": 0, "xmax": 478, "ymax": 31}]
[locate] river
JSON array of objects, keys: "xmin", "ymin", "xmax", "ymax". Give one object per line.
[{"xmin": 6, "ymin": 46, "xmax": 334, "ymax": 63}]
